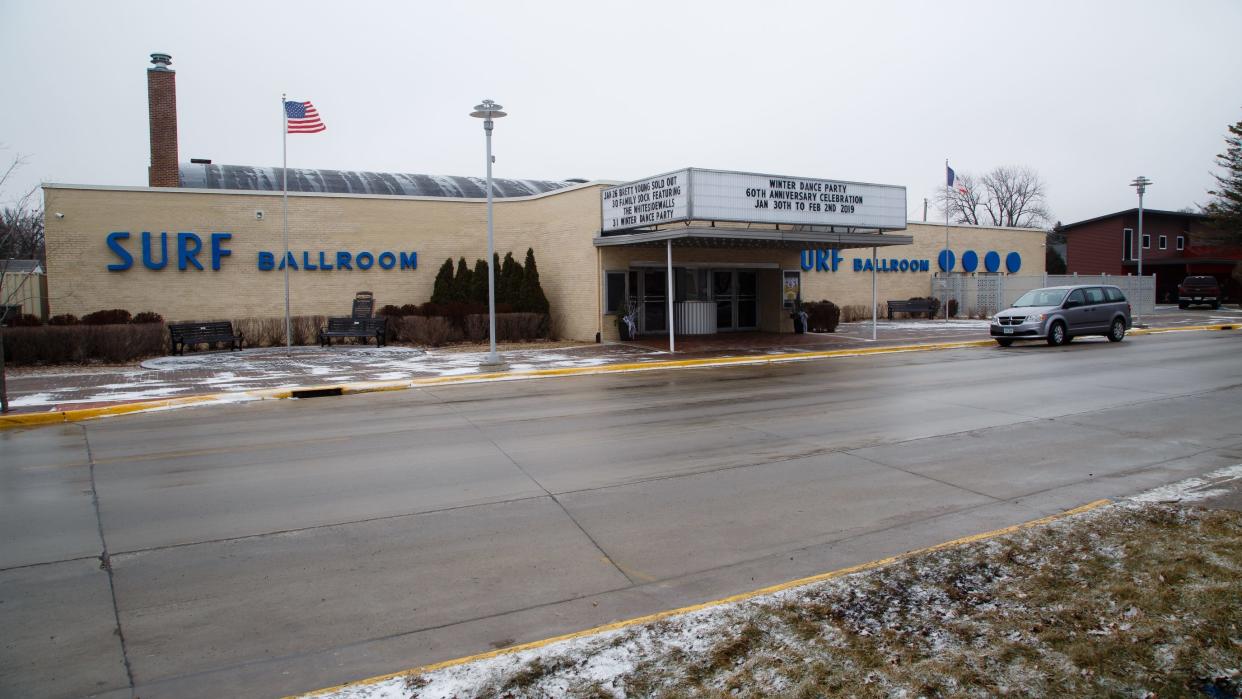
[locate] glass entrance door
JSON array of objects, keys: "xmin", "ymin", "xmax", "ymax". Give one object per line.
[
  {"xmin": 640, "ymin": 269, "xmax": 666, "ymax": 334},
  {"xmin": 736, "ymin": 271, "xmax": 758, "ymax": 329},
  {"xmin": 712, "ymin": 270, "xmax": 759, "ymax": 331},
  {"xmin": 712, "ymin": 271, "xmax": 734, "ymax": 330}
]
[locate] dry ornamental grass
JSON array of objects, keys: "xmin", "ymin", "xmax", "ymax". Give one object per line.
[{"xmin": 406, "ymin": 503, "xmax": 1241, "ymax": 699}]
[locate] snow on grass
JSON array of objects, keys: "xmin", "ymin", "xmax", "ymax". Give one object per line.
[
  {"xmin": 297, "ymin": 471, "xmax": 1242, "ymax": 699},
  {"xmin": 1128, "ymin": 463, "xmax": 1242, "ymax": 504}
]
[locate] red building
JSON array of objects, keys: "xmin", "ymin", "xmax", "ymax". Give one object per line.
[{"xmin": 1062, "ymin": 208, "xmax": 1240, "ymax": 303}]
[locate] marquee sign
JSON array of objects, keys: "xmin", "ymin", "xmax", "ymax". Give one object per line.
[
  {"xmin": 601, "ymin": 170, "xmax": 690, "ymax": 231},
  {"xmin": 602, "ymin": 168, "xmax": 907, "ymax": 233},
  {"xmin": 104, "ymin": 231, "xmax": 417, "ymax": 272}
]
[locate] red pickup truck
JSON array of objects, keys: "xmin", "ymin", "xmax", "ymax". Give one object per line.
[{"xmin": 1177, "ymin": 276, "xmax": 1221, "ymax": 309}]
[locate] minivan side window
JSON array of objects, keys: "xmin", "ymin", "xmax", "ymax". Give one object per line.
[
  {"xmin": 1066, "ymin": 289, "xmax": 1086, "ymax": 306},
  {"xmin": 1085, "ymin": 287, "xmax": 1107, "ymax": 305},
  {"xmin": 1105, "ymin": 287, "xmax": 1125, "ymax": 303}
]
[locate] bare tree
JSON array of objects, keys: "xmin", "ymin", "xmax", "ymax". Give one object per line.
[
  {"xmin": 0, "ymin": 151, "xmax": 38, "ymax": 413},
  {"xmin": 0, "ymin": 199, "xmax": 45, "ymax": 261},
  {"xmin": 938, "ymin": 165, "xmax": 1052, "ymax": 229},
  {"xmin": 935, "ymin": 172, "xmax": 985, "ymax": 225}
]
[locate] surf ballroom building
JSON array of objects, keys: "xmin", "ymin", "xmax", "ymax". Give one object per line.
[{"xmin": 41, "ymin": 55, "xmax": 1046, "ymax": 344}]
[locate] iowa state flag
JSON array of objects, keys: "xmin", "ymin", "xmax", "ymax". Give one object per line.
[{"xmin": 946, "ymin": 164, "xmax": 968, "ymax": 194}]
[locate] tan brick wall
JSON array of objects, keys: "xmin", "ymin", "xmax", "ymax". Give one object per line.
[
  {"xmin": 799, "ymin": 222, "xmax": 1047, "ymax": 308},
  {"xmin": 43, "ymin": 184, "xmax": 1047, "ymax": 343},
  {"xmin": 43, "ymin": 184, "xmax": 608, "ymax": 340}
]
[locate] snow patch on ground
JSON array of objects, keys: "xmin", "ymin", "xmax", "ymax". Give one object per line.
[
  {"xmin": 13, "ymin": 346, "xmax": 642, "ymax": 410},
  {"xmin": 1128, "ymin": 463, "xmax": 1242, "ymax": 504},
  {"xmin": 8, "ymin": 392, "xmax": 56, "ymax": 408},
  {"xmin": 296, "ymin": 467, "xmax": 1242, "ymax": 699}
]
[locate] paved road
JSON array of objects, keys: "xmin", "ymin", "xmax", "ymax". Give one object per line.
[{"xmin": 2, "ymin": 330, "xmax": 1240, "ymax": 699}]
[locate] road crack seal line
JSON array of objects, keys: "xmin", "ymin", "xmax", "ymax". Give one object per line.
[
  {"xmin": 81, "ymin": 423, "xmax": 137, "ymax": 697},
  {"xmin": 426, "ymin": 387, "xmax": 644, "ymax": 587},
  {"xmin": 0, "ymin": 554, "xmax": 107, "ymax": 575},
  {"xmin": 846, "ymin": 450, "xmax": 1005, "ymax": 503}
]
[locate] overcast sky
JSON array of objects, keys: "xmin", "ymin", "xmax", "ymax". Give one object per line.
[{"xmin": 2, "ymin": 0, "xmax": 1240, "ymax": 225}]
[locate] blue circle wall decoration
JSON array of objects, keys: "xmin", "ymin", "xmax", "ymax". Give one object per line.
[
  {"xmin": 937, "ymin": 249, "xmax": 956, "ymax": 272},
  {"xmin": 1006, "ymin": 251, "xmax": 1022, "ymax": 273},
  {"xmin": 984, "ymin": 251, "xmax": 1001, "ymax": 273},
  {"xmin": 961, "ymin": 250, "xmax": 979, "ymax": 273}
]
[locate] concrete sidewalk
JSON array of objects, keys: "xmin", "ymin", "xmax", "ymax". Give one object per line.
[{"xmin": 2, "ymin": 308, "xmax": 1236, "ymax": 415}]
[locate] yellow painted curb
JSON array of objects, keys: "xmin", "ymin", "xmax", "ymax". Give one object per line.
[
  {"xmin": 1131, "ymin": 322, "xmax": 1236, "ymax": 335},
  {"xmin": 0, "ymin": 393, "xmax": 225, "ymax": 428},
  {"xmin": 4, "ymin": 322, "xmax": 1235, "ymax": 430},
  {"xmin": 289, "ymin": 498, "xmax": 1112, "ymax": 698}
]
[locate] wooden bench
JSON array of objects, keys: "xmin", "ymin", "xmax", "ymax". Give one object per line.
[
  {"xmin": 887, "ymin": 299, "xmax": 936, "ymax": 320},
  {"xmin": 319, "ymin": 317, "xmax": 387, "ymax": 347},
  {"xmin": 168, "ymin": 321, "xmax": 244, "ymax": 355}
]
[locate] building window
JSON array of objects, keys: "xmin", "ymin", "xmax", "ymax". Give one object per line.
[
  {"xmin": 1142, "ymin": 233, "xmax": 1151, "ymax": 249},
  {"xmin": 1123, "ymin": 228, "xmax": 1133, "ymax": 260},
  {"xmin": 604, "ymin": 271, "xmax": 626, "ymax": 314},
  {"xmin": 1177, "ymin": 235, "xmax": 1185, "ymax": 251},
  {"xmin": 1158, "ymin": 235, "xmax": 1167, "ymax": 250}
]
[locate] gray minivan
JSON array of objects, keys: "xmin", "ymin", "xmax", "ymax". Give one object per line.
[{"xmin": 990, "ymin": 285, "xmax": 1131, "ymax": 347}]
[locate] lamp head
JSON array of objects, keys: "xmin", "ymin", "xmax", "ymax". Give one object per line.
[{"xmin": 470, "ymin": 99, "xmax": 507, "ymax": 120}]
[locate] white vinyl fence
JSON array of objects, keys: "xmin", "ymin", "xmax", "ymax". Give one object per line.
[{"xmin": 933, "ymin": 273, "xmax": 1155, "ymax": 318}]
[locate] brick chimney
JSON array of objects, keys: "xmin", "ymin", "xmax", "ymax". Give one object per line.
[{"xmin": 147, "ymin": 53, "xmax": 179, "ymax": 188}]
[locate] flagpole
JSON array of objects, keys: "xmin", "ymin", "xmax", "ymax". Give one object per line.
[
  {"xmin": 282, "ymin": 94, "xmax": 292, "ymax": 352},
  {"xmin": 944, "ymin": 159, "xmax": 950, "ymax": 324}
]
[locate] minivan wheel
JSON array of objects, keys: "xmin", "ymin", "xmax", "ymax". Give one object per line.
[
  {"xmin": 1047, "ymin": 321, "xmax": 1067, "ymax": 346},
  {"xmin": 996, "ymin": 338, "xmax": 1013, "ymax": 347},
  {"xmin": 1108, "ymin": 318, "xmax": 1126, "ymax": 342}
]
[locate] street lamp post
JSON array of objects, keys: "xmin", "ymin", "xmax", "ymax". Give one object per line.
[
  {"xmin": 471, "ymin": 99, "xmax": 508, "ymax": 371},
  {"xmin": 1130, "ymin": 176, "xmax": 1152, "ymax": 325}
]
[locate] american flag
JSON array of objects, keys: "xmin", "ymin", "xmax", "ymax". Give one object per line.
[{"xmin": 285, "ymin": 100, "xmax": 325, "ymax": 134}]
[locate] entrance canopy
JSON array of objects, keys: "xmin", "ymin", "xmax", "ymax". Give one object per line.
[
  {"xmin": 595, "ymin": 167, "xmax": 913, "ymax": 250},
  {"xmin": 596, "ymin": 169, "xmax": 912, "ymax": 353}
]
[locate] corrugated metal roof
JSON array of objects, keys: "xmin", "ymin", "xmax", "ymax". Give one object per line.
[
  {"xmin": 1, "ymin": 260, "xmax": 43, "ymax": 274},
  {"xmin": 178, "ymin": 163, "xmax": 572, "ymax": 198}
]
